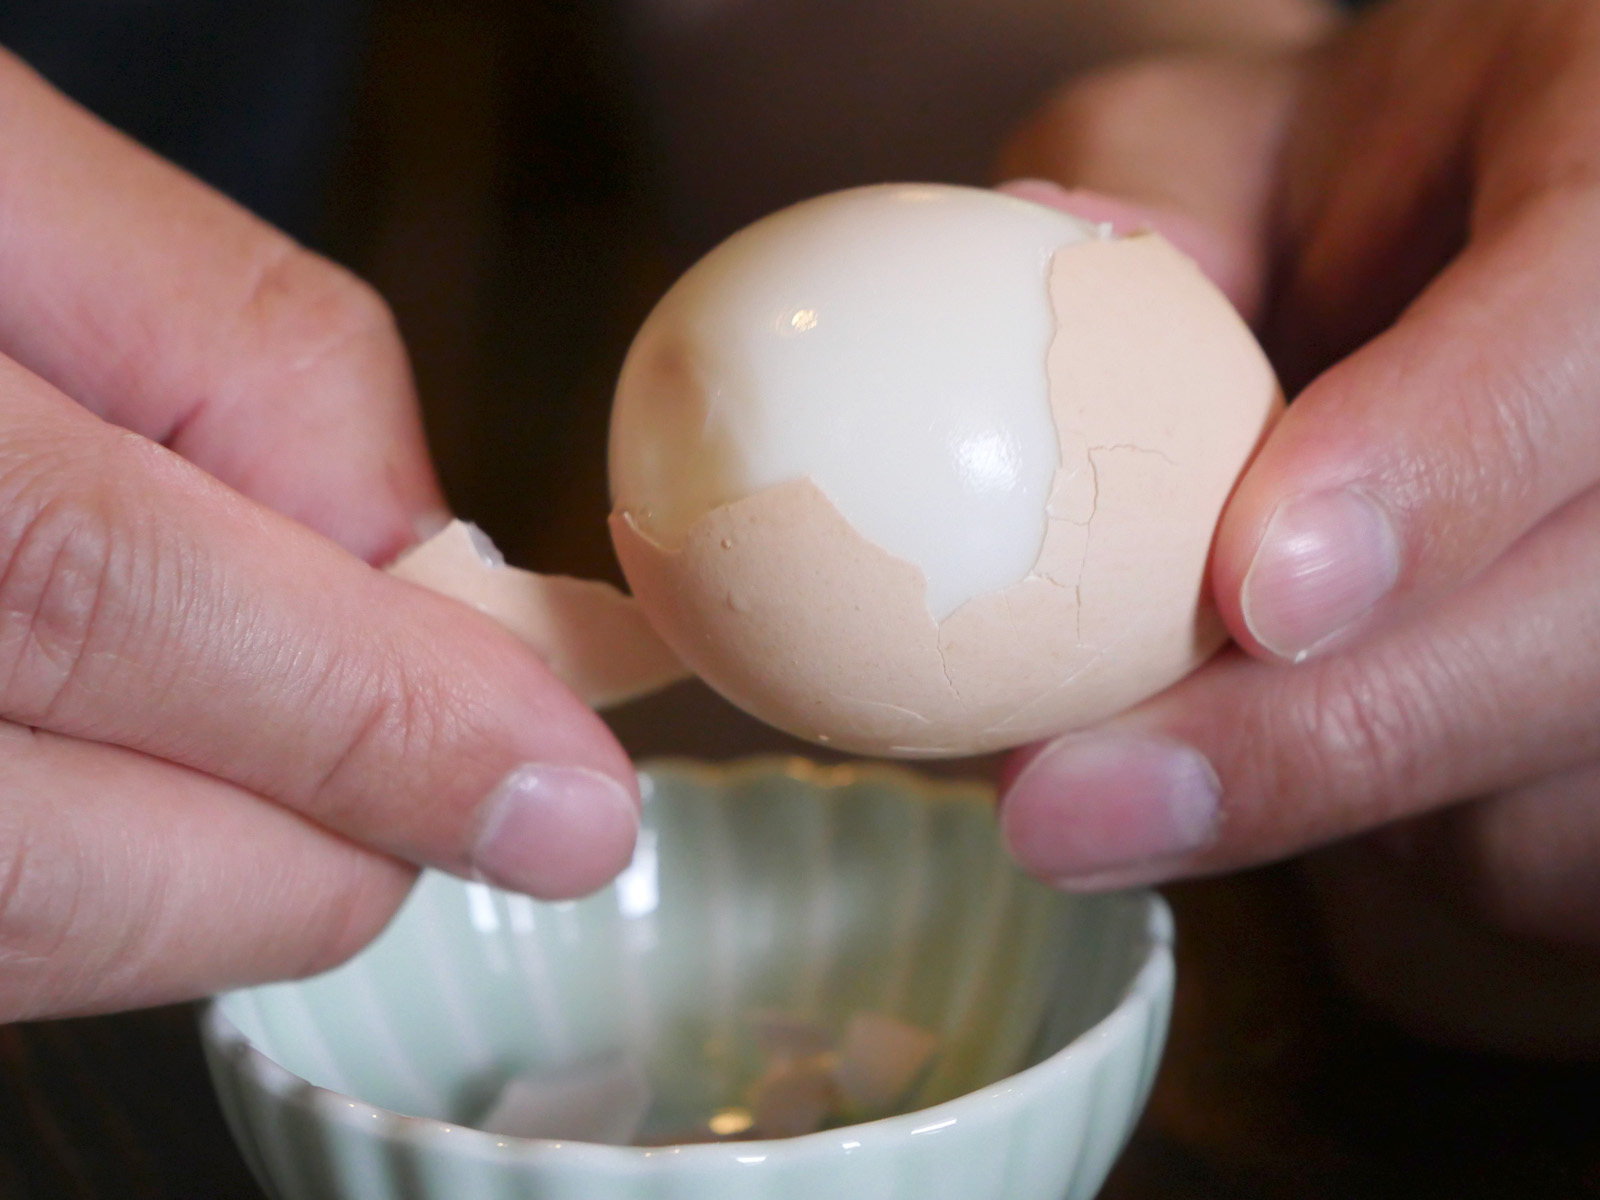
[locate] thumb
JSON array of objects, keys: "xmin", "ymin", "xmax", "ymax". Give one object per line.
[{"xmin": 997, "ymin": 52, "xmax": 1304, "ymax": 323}]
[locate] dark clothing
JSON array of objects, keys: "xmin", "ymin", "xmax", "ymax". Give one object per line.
[{"xmin": 0, "ymin": 0, "xmax": 369, "ymax": 243}]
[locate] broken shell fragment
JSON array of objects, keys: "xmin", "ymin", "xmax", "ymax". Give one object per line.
[
  {"xmin": 747, "ymin": 1053, "xmax": 841, "ymax": 1139},
  {"xmin": 474, "ymin": 1053, "xmax": 652, "ymax": 1143},
  {"xmin": 389, "ymin": 520, "xmax": 688, "ymax": 709},
  {"xmin": 834, "ymin": 1012, "xmax": 939, "ymax": 1115}
]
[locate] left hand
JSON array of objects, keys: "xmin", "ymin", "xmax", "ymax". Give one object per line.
[
  {"xmin": 0, "ymin": 52, "xmax": 641, "ymax": 1020},
  {"xmin": 994, "ymin": 0, "xmax": 1600, "ymax": 1051}
]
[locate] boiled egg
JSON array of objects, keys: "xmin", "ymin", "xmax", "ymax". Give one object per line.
[{"xmin": 607, "ymin": 184, "xmax": 1281, "ymax": 757}]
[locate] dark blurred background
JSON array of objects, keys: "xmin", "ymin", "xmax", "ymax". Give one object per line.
[{"xmin": 2, "ymin": 2, "xmax": 1599, "ymax": 1197}]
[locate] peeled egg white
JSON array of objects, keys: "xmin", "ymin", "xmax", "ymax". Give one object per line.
[
  {"xmin": 611, "ymin": 185, "xmax": 1093, "ymax": 621},
  {"xmin": 610, "ymin": 184, "xmax": 1281, "ymax": 757}
]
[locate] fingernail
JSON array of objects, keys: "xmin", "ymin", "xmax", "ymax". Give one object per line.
[
  {"xmin": 472, "ymin": 765, "xmax": 640, "ymax": 900},
  {"xmin": 1241, "ymin": 488, "xmax": 1400, "ymax": 662},
  {"xmin": 1000, "ymin": 733, "xmax": 1221, "ymax": 889}
]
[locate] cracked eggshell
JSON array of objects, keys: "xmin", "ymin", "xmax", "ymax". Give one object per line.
[
  {"xmin": 611, "ymin": 195, "xmax": 1281, "ymax": 757},
  {"xmin": 389, "ymin": 520, "xmax": 687, "ymax": 709}
]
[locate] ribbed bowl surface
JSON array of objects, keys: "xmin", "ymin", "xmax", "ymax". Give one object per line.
[{"xmin": 203, "ymin": 758, "xmax": 1173, "ymax": 1200}]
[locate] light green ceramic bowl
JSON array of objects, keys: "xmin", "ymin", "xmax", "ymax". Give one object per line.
[{"xmin": 202, "ymin": 758, "xmax": 1173, "ymax": 1200}]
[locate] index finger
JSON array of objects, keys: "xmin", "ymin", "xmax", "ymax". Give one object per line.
[
  {"xmin": 0, "ymin": 352, "xmax": 639, "ymax": 902},
  {"xmin": 0, "ymin": 47, "xmax": 441, "ymax": 563},
  {"xmin": 1000, "ymin": 484, "xmax": 1600, "ymax": 891}
]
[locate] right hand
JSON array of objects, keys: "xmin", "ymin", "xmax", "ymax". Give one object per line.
[
  {"xmin": 0, "ymin": 48, "xmax": 639, "ymax": 1023},
  {"xmin": 996, "ymin": 0, "xmax": 1600, "ymax": 1052}
]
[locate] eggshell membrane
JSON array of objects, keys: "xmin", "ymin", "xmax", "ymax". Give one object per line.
[{"xmin": 611, "ymin": 232, "xmax": 1282, "ymax": 756}]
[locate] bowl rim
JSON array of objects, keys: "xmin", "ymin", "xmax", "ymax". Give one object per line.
[
  {"xmin": 637, "ymin": 754, "xmax": 996, "ymax": 807},
  {"xmin": 202, "ymin": 757, "xmax": 1175, "ymax": 1169}
]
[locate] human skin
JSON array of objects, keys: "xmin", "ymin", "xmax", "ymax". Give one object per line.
[
  {"xmin": 0, "ymin": 0, "xmax": 1336, "ymax": 1026},
  {"xmin": 0, "ymin": 48, "xmax": 641, "ymax": 1022},
  {"xmin": 996, "ymin": 0, "xmax": 1600, "ymax": 1051}
]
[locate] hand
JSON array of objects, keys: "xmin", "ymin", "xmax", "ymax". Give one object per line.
[
  {"xmin": 995, "ymin": 0, "xmax": 1600, "ymax": 1051},
  {"xmin": 0, "ymin": 50, "xmax": 638, "ymax": 1022}
]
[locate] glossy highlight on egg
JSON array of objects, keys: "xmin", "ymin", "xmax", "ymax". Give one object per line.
[{"xmin": 610, "ymin": 184, "xmax": 1282, "ymax": 756}]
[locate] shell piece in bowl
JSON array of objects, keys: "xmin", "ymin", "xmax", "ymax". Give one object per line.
[{"xmin": 202, "ymin": 758, "xmax": 1174, "ymax": 1200}]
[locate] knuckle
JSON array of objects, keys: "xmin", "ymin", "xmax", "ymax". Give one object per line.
[
  {"xmin": 0, "ymin": 462, "xmax": 128, "ymax": 722},
  {"xmin": 236, "ymin": 242, "xmax": 405, "ymax": 386},
  {"xmin": 1381, "ymin": 312, "xmax": 1567, "ymax": 553},
  {"xmin": 1279, "ymin": 655, "xmax": 1445, "ymax": 826},
  {"xmin": 301, "ymin": 644, "xmax": 448, "ymax": 826},
  {"xmin": 1445, "ymin": 369, "xmax": 1548, "ymax": 518}
]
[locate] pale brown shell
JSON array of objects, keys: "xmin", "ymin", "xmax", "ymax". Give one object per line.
[
  {"xmin": 611, "ymin": 233, "xmax": 1282, "ymax": 755},
  {"xmin": 390, "ymin": 521, "xmax": 688, "ymax": 709}
]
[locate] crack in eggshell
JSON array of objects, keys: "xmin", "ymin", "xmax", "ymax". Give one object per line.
[
  {"xmin": 830, "ymin": 695, "xmax": 935, "ymax": 726},
  {"xmin": 934, "ymin": 635, "xmax": 961, "ymax": 700},
  {"xmin": 1089, "ymin": 443, "xmax": 1180, "ymax": 465},
  {"xmin": 611, "ymin": 233, "xmax": 1283, "ymax": 756}
]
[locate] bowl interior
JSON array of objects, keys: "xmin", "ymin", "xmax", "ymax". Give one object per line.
[{"xmin": 219, "ymin": 760, "xmax": 1158, "ymax": 1140}]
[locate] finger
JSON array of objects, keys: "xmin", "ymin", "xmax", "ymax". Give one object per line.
[
  {"xmin": 0, "ymin": 48, "xmax": 442, "ymax": 563},
  {"xmin": 389, "ymin": 520, "xmax": 690, "ymax": 709},
  {"xmin": 992, "ymin": 28, "xmax": 1600, "ymax": 670},
  {"xmin": 0, "ymin": 721, "xmax": 415, "ymax": 1022},
  {"xmin": 1214, "ymin": 6, "xmax": 1600, "ymax": 663},
  {"xmin": 0, "ymin": 354, "xmax": 639, "ymax": 900},
  {"xmin": 996, "ymin": 53, "xmax": 1302, "ymax": 322},
  {"xmin": 1215, "ymin": 189, "xmax": 1600, "ymax": 663},
  {"xmin": 1263, "ymin": 0, "xmax": 1597, "ymax": 383},
  {"xmin": 999, "ymin": 483, "xmax": 1600, "ymax": 889}
]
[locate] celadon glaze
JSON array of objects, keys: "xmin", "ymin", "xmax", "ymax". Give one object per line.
[{"xmin": 202, "ymin": 759, "xmax": 1174, "ymax": 1200}]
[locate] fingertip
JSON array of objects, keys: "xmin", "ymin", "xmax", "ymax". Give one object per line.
[
  {"xmin": 1209, "ymin": 401, "xmax": 1404, "ymax": 664},
  {"xmin": 470, "ymin": 763, "xmax": 641, "ymax": 901},
  {"xmin": 998, "ymin": 731, "xmax": 1222, "ymax": 890},
  {"xmin": 351, "ymin": 501, "xmax": 453, "ymax": 572},
  {"xmin": 1210, "ymin": 468, "xmax": 1282, "ymax": 660}
]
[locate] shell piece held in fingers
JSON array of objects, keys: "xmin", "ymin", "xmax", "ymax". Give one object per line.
[{"xmin": 389, "ymin": 520, "xmax": 688, "ymax": 709}]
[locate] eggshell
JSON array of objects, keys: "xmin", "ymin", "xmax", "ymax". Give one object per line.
[
  {"xmin": 611, "ymin": 231, "xmax": 1281, "ymax": 755},
  {"xmin": 474, "ymin": 1053, "xmax": 652, "ymax": 1144},
  {"xmin": 389, "ymin": 520, "xmax": 688, "ymax": 709},
  {"xmin": 833, "ymin": 1013, "xmax": 938, "ymax": 1114},
  {"xmin": 746, "ymin": 1054, "xmax": 840, "ymax": 1138}
]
